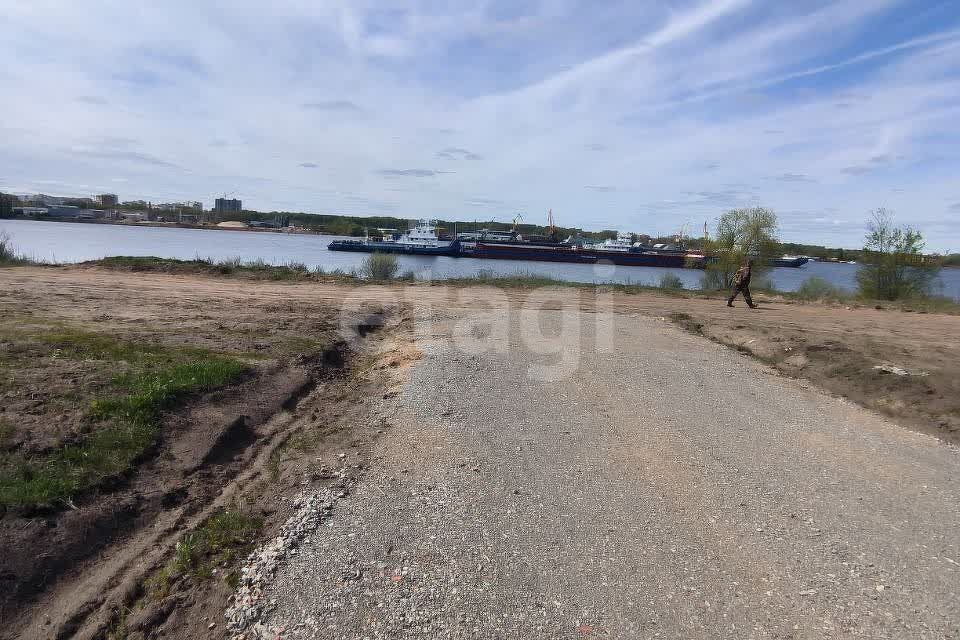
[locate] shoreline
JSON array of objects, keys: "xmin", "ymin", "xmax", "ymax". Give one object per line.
[{"xmin": 1, "ymin": 215, "xmax": 335, "ymax": 236}]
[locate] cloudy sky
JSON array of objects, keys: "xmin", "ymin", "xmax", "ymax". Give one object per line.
[{"xmin": 2, "ymin": 1, "xmax": 959, "ymax": 250}]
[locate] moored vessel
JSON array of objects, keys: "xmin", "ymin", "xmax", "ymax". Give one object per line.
[{"xmin": 328, "ymin": 220, "xmax": 460, "ymax": 256}]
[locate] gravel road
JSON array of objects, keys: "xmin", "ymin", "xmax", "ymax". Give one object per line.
[{"xmin": 246, "ymin": 306, "xmax": 960, "ymax": 639}]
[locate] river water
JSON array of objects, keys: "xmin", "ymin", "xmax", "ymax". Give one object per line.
[{"xmin": 3, "ymin": 219, "xmax": 958, "ymax": 300}]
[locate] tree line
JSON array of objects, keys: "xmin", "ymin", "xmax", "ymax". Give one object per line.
[{"xmin": 703, "ymin": 205, "xmax": 948, "ymax": 301}]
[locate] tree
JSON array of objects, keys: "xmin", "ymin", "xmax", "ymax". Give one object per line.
[
  {"xmin": 0, "ymin": 193, "xmax": 15, "ymax": 219},
  {"xmin": 701, "ymin": 206, "xmax": 780, "ymax": 289},
  {"xmin": 855, "ymin": 208, "xmax": 938, "ymax": 300}
]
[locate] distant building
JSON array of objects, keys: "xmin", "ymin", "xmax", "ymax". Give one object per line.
[
  {"xmin": 94, "ymin": 193, "xmax": 118, "ymax": 207},
  {"xmin": 43, "ymin": 205, "xmax": 87, "ymax": 220},
  {"xmin": 31, "ymin": 194, "xmax": 67, "ymax": 206},
  {"xmin": 214, "ymin": 198, "xmax": 242, "ymax": 213},
  {"xmin": 158, "ymin": 201, "xmax": 203, "ymax": 212},
  {"xmin": 13, "ymin": 207, "xmax": 48, "ymax": 218}
]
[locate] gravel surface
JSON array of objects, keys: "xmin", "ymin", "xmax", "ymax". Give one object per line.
[{"xmin": 235, "ymin": 309, "xmax": 960, "ymax": 639}]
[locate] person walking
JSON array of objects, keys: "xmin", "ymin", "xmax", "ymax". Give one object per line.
[{"xmin": 727, "ymin": 259, "xmax": 757, "ymax": 308}]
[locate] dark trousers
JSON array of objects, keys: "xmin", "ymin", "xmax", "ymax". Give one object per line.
[{"xmin": 728, "ymin": 285, "xmax": 753, "ymax": 306}]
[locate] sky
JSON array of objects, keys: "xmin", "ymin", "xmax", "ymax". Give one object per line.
[{"xmin": 1, "ymin": 1, "xmax": 959, "ymax": 250}]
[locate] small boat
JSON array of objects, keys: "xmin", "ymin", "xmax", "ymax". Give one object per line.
[
  {"xmin": 328, "ymin": 220, "xmax": 460, "ymax": 256},
  {"xmin": 769, "ymin": 255, "xmax": 810, "ymax": 268}
]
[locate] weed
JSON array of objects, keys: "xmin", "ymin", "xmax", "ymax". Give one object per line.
[
  {"xmin": 169, "ymin": 509, "xmax": 263, "ymax": 581},
  {"xmin": 104, "ymin": 604, "xmax": 131, "ymax": 640},
  {"xmin": 796, "ymin": 276, "xmax": 847, "ymax": 301},
  {"xmin": 144, "ymin": 565, "xmax": 172, "ymax": 600},
  {"xmin": 360, "ymin": 252, "xmax": 399, "ymax": 281},
  {"xmin": 0, "ymin": 232, "xmax": 30, "ymax": 265},
  {"xmin": 267, "ymin": 447, "xmax": 283, "ymax": 481},
  {"xmin": 658, "ymin": 273, "xmax": 684, "ymax": 290},
  {"xmin": 89, "ymin": 256, "xmax": 363, "ymax": 284}
]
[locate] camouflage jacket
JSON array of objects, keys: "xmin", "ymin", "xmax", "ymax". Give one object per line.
[{"xmin": 733, "ymin": 266, "xmax": 752, "ymax": 287}]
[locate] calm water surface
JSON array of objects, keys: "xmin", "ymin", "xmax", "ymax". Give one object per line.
[{"xmin": 3, "ymin": 219, "xmax": 958, "ymax": 300}]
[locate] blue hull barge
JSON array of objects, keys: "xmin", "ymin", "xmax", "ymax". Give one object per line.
[
  {"xmin": 328, "ymin": 239, "xmax": 459, "ymax": 256},
  {"xmin": 327, "ymin": 219, "xmax": 460, "ymax": 256}
]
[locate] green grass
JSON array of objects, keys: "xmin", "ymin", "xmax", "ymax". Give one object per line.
[
  {"xmin": 658, "ymin": 273, "xmax": 684, "ymax": 290},
  {"xmin": 40, "ymin": 330, "xmax": 168, "ymax": 361},
  {"xmin": 172, "ymin": 509, "xmax": 263, "ymax": 580},
  {"xmin": 360, "ymin": 252, "xmax": 400, "ymax": 281},
  {"xmin": 141, "ymin": 508, "xmax": 262, "ymax": 604},
  {"xmin": 442, "ymin": 269, "xmax": 695, "ymax": 297},
  {"xmin": 88, "ymin": 255, "xmax": 363, "ymax": 284},
  {"xmin": 0, "ymin": 333, "xmax": 246, "ymax": 508},
  {"xmin": 794, "ymin": 275, "xmax": 849, "ymax": 301}
]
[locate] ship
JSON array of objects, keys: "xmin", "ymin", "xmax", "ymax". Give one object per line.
[
  {"xmin": 458, "ymin": 240, "xmax": 599, "ymax": 264},
  {"xmin": 580, "ymin": 232, "xmax": 709, "ymax": 268},
  {"xmin": 328, "ymin": 219, "xmax": 460, "ymax": 256},
  {"xmin": 768, "ymin": 255, "xmax": 810, "ymax": 268}
]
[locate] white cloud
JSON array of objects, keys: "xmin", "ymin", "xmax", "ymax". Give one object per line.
[{"xmin": 1, "ymin": 0, "xmax": 959, "ymax": 249}]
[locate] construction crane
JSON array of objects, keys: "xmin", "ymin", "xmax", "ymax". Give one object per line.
[
  {"xmin": 547, "ymin": 209, "xmax": 557, "ymax": 240},
  {"xmin": 511, "ymin": 213, "xmax": 523, "ymax": 233}
]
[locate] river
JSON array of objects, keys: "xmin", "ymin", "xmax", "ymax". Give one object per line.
[{"xmin": 3, "ymin": 219, "xmax": 958, "ymax": 300}]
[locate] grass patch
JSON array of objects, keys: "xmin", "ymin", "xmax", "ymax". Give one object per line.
[
  {"xmin": 445, "ymin": 269, "xmax": 570, "ymax": 289},
  {"xmin": 360, "ymin": 252, "xmax": 399, "ymax": 281},
  {"xmin": 86, "ymin": 256, "xmax": 363, "ymax": 284},
  {"xmin": 39, "ymin": 329, "xmax": 168, "ymax": 361},
  {"xmin": 795, "ymin": 275, "xmax": 848, "ymax": 301},
  {"xmin": 0, "ymin": 231, "xmax": 31, "ymax": 266},
  {"xmin": 0, "ymin": 332, "xmax": 246, "ymax": 508},
  {"xmin": 171, "ymin": 509, "xmax": 263, "ymax": 580},
  {"xmin": 658, "ymin": 273, "xmax": 684, "ymax": 290},
  {"xmin": 667, "ymin": 312, "xmax": 704, "ymax": 334},
  {"xmin": 141, "ymin": 507, "xmax": 262, "ymax": 605},
  {"xmin": 443, "ymin": 269, "xmax": 695, "ymax": 297}
]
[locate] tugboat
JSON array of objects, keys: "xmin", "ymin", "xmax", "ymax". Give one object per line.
[{"xmin": 328, "ymin": 220, "xmax": 460, "ymax": 256}]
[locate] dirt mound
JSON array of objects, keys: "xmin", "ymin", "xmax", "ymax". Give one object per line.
[{"xmin": 0, "ymin": 362, "xmax": 316, "ymax": 639}]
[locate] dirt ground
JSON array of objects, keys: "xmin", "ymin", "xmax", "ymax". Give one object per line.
[
  {"xmin": 4, "ymin": 265, "xmax": 958, "ymax": 446},
  {"xmin": 0, "ymin": 265, "xmax": 417, "ymax": 640},
  {"xmin": 0, "ymin": 265, "xmax": 958, "ymax": 638}
]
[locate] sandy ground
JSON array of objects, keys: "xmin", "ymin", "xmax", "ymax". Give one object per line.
[
  {"xmin": 0, "ymin": 266, "xmax": 399, "ymax": 639},
  {"xmin": 2, "ymin": 266, "xmax": 959, "ymax": 639},
  {"xmin": 3, "ymin": 265, "xmax": 958, "ymax": 443}
]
